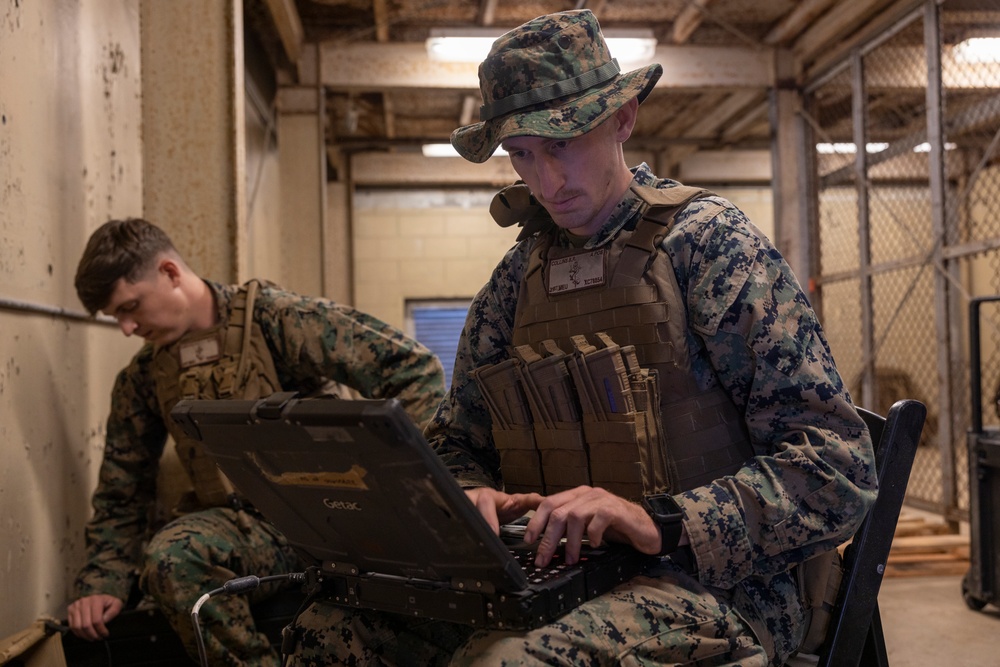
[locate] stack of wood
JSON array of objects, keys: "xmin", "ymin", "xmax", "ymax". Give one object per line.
[{"xmin": 883, "ymin": 511, "xmax": 970, "ymax": 577}]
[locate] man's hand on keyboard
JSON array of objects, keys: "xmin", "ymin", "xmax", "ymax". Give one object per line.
[
  {"xmin": 523, "ymin": 486, "xmax": 662, "ymax": 567},
  {"xmin": 465, "ymin": 486, "xmax": 544, "ymax": 536}
]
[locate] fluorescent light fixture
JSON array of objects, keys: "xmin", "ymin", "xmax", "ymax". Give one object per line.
[
  {"xmin": 818, "ymin": 141, "xmax": 958, "ymax": 155},
  {"xmin": 816, "ymin": 143, "xmax": 888, "ymax": 154},
  {"xmin": 426, "ymin": 28, "xmax": 657, "ymax": 66},
  {"xmin": 954, "ymin": 37, "xmax": 1000, "ymax": 63},
  {"xmin": 421, "ymin": 143, "xmax": 507, "ymax": 158},
  {"xmin": 913, "ymin": 141, "xmax": 958, "ymax": 153}
]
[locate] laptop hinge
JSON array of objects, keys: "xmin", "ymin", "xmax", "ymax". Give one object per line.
[
  {"xmin": 451, "ymin": 577, "xmax": 497, "ymax": 594},
  {"xmin": 254, "ymin": 391, "xmax": 299, "ymax": 420},
  {"xmin": 324, "ymin": 560, "xmax": 361, "ymax": 576}
]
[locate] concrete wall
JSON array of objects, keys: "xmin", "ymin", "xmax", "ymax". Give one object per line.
[{"xmin": 0, "ymin": 0, "xmax": 143, "ymax": 637}]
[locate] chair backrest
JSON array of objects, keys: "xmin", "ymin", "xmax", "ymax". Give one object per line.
[{"xmin": 818, "ymin": 398, "xmax": 927, "ymax": 667}]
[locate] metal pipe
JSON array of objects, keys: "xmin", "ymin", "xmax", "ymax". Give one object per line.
[{"xmin": 0, "ymin": 296, "xmax": 117, "ymax": 326}]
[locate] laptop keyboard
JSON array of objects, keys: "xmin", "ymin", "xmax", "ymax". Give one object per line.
[{"xmin": 508, "ymin": 545, "xmax": 608, "ymax": 585}]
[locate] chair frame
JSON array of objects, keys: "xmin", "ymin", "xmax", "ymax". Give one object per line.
[{"xmin": 816, "ymin": 399, "xmax": 927, "ymax": 667}]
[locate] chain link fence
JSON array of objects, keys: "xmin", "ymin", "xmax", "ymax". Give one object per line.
[{"xmin": 808, "ymin": 0, "xmax": 1000, "ymax": 521}]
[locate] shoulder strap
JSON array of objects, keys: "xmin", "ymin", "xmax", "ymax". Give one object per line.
[
  {"xmin": 222, "ymin": 279, "xmax": 262, "ymax": 394},
  {"xmin": 610, "ymin": 185, "xmax": 713, "ymax": 288}
]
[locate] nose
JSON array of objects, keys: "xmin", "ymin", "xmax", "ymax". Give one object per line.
[
  {"xmin": 533, "ymin": 154, "xmax": 566, "ymax": 200},
  {"xmin": 117, "ymin": 316, "xmax": 138, "ymax": 337}
]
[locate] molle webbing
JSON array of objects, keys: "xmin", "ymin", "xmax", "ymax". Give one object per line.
[
  {"xmin": 505, "ymin": 185, "xmax": 754, "ymax": 496},
  {"xmin": 472, "ymin": 333, "xmax": 668, "ymax": 500},
  {"xmin": 152, "ymin": 280, "xmax": 282, "ymax": 509}
]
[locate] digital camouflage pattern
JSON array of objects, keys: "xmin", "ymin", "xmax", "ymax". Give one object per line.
[
  {"xmin": 287, "ymin": 164, "xmax": 876, "ymax": 666},
  {"xmin": 74, "ymin": 280, "xmax": 446, "ymax": 666},
  {"xmin": 450, "ymin": 10, "xmax": 662, "ymax": 163}
]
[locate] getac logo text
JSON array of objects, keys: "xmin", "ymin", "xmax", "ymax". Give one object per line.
[{"xmin": 323, "ymin": 499, "xmax": 362, "ymax": 511}]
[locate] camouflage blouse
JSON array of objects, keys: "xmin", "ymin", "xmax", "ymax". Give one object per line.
[
  {"xmin": 75, "ymin": 281, "xmax": 445, "ymax": 602},
  {"xmin": 424, "ymin": 163, "xmax": 876, "ymax": 662}
]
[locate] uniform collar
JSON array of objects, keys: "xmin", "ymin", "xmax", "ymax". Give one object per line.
[{"xmin": 560, "ymin": 163, "xmax": 661, "ymax": 249}]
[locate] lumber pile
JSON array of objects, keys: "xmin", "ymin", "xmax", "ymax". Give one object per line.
[{"xmin": 883, "ymin": 512, "xmax": 970, "ymax": 577}]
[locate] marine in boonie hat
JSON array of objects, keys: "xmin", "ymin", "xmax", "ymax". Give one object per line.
[{"xmin": 450, "ymin": 9, "xmax": 662, "ymax": 164}]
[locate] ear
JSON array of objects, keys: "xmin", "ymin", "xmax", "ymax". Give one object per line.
[
  {"xmin": 159, "ymin": 257, "xmax": 183, "ymax": 286},
  {"xmin": 613, "ymin": 97, "xmax": 639, "ymax": 142}
]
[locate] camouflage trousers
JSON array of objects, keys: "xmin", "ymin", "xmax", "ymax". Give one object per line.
[
  {"xmin": 286, "ymin": 564, "xmax": 769, "ymax": 666},
  {"xmin": 140, "ymin": 507, "xmax": 302, "ymax": 667}
]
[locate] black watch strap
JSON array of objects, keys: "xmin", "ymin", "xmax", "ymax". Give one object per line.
[
  {"xmin": 655, "ymin": 516, "xmax": 684, "ymax": 557},
  {"xmin": 642, "ymin": 494, "xmax": 684, "ymax": 557}
]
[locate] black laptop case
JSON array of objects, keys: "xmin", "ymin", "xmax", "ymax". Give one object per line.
[{"xmin": 171, "ymin": 393, "xmax": 653, "ymax": 630}]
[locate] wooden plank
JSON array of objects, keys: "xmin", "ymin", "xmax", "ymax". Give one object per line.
[
  {"xmin": 889, "ymin": 534, "xmax": 970, "ymax": 553},
  {"xmin": 321, "ymin": 42, "xmax": 771, "ymax": 91},
  {"xmin": 884, "ymin": 560, "xmax": 970, "ymax": 577},
  {"xmin": 262, "ymin": 0, "xmax": 303, "ymax": 65}
]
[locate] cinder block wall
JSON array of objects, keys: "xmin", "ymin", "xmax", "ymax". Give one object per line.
[
  {"xmin": 351, "ymin": 187, "xmax": 774, "ymax": 333},
  {"xmin": 353, "ymin": 191, "xmax": 521, "ymax": 328}
]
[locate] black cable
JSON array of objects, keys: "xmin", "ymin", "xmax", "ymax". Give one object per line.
[{"xmin": 190, "ymin": 572, "xmax": 307, "ymax": 667}]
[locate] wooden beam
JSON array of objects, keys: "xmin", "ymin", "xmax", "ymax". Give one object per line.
[
  {"xmin": 460, "ymin": 95, "xmax": 478, "ymax": 127},
  {"xmin": 350, "ymin": 149, "xmax": 765, "ymax": 187},
  {"xmin": 372, "ymin": 0, "xmax": 390, "ymax": 43},
  {"xmin": 764, "ymin": 0, "xmax": 837, "ymax": 46},
  {"xmin": 683, "ymin": 89, "xmax": 762, "ymax": 137},
  {"xmin": 793, "ymin": 0, "xmax": 896, "ymax": 63},
  {"xmin": 352, "ymin": 153, "xmax": 517, "ymax": 186},
  {"xmin": 672, "ymin": 0, "xmax": 713, "ymax": 45},
  {"xmin": 320, "ymin": 42, "xmax": 772, "ymax": 90},
  {"xmin": 262, "ymin": 0, "xmax": 303, "ymax": 65},
  {"xmin": 478, "ymin": 0, "xmax": 498, "ymax": 26}
]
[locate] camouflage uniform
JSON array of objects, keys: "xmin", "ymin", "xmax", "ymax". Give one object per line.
[
  {"xmin": 74, "ymin": 280, "xmax": 446, "ymax": 666},
  {"xmin": 288, "ymin": 10, "xmax": 875, "ymax": 666},
  {"xmin": 287, "ymin": 165, "xmax": 875, "ymax": 666}
]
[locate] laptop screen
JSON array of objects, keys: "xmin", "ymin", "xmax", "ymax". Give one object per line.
[{"xmin": 171, "ymin": 395, "xmax": 527, "ymax": 592}]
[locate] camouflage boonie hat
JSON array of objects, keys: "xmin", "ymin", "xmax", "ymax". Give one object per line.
[{"xmin": 450, "ymin": 9, "xmax": 662, "ymax": 163}]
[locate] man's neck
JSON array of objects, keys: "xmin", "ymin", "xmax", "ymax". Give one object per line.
[{"xmin": 188, "ymin": 278, "xmax": 219, "ymax": 331}]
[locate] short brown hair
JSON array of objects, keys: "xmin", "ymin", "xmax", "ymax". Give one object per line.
[{"xmin": 74, "ymin": 218, "xmax": 178, "ymax": 314}]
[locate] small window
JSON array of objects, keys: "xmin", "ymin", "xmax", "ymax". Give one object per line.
[{"xmin": 407, "ymin": 300, "xmax": 472, "ymax": 390}]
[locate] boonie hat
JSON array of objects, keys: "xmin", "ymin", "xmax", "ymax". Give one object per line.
[{"xmin": 450, "ymin": 9, "xmax": 662, "ymax": 163}]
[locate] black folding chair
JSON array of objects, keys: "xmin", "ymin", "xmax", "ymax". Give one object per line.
[{"xmin": 795, "ymin": 399, "xmax": 926, "ymax": 667}]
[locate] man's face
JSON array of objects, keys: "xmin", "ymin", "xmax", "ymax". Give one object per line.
[
  {"xmin": 101, "ymin": 262, "xmax": 190, "ymax": 346},
  {"xmin": 501, "ymin": 106, "xmax": 632, "ymax": 237}
]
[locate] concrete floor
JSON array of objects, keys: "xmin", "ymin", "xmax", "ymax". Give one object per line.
[{"xmin": 879, "ymin": 573, "xmax": 998, "ymax": 666}]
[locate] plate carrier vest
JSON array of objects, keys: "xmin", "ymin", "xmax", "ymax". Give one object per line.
[
  {"xmin": 474, "ymin": 185, "xmax": 754, "ymax": 500},
  {"xmin": 151, "ymin": 279, "xmax": 282, "ymax": 509},
  {"xmin": 480, "ymin": 182, "xmax": 845, "ymax": 653}
]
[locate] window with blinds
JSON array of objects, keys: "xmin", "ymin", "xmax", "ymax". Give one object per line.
[{"xmin": 407, "ymin": 300, "xmax": 472, "ymax": 390}]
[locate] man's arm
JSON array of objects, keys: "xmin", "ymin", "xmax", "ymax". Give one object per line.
[
  {"xmin": 256, "ymin": 288, "xmax": 446, "ymax": 428},
  {"xmin": 666, "ymin": 198, "xmax": 877, "ymax": 588},
  {"xmin": 72, "ymin": 351, "xmax": 167, "ymax": 630}
]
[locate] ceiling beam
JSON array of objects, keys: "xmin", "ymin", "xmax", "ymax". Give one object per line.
[
  {"xmin": 262, "ymin": 0, "xmax": 303, "ymax": 65},
  {"xmin": 672, "ymin": 0, "xmax": 713, "ymax": 45},
  {"xmin": 764, "ymin": 0, "xmax": 837, "ymax": 46},
  {"xmin": 793, "ymin": 0, "xmax": 896, "ymax": 63},
  {"xmin": 320, "ymin": 42, "xmax": 773, "ymax": 90},
  {"xmin": 478, "ymin": 0, "xmax": 498, "ymax": 26}
]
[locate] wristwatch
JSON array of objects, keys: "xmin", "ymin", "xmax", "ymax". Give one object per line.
[{"xmin": 641, "ymin": 493, "xmax": 684, "ymax": 557}]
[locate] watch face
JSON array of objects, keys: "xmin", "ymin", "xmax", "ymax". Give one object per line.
[{"xmin": 644, "ymin": 494, "xmax": 683, "ymax": 521}]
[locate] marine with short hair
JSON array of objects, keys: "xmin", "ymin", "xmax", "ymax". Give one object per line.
[{"xmin": 68, "ymin": 217, "xmax": 446, "ymax": 666}]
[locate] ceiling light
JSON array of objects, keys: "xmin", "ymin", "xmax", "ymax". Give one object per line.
[
  {"xmin": 816, "ymin": 143, "xmax": 888, "ymax": 154},
  {"xmin": 421, "ymin": 144, "xmax": 507, "ymax": 158},
  {"xmin": 954, "ymin": 37, "xmax": 1000, "ymax": 63},
  {"xmin": 426, "ymin": 28, "xmax": 657, "ymax": 66}
]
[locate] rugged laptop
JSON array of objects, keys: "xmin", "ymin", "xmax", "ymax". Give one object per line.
[{"xmin": 171, "ymin": 393, "xmax": 654, "ymax": 630}]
